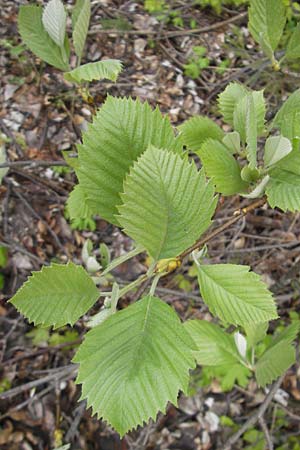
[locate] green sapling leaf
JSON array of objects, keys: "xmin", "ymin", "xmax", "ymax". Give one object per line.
[
  {"xmin": 118, "ymin": 146, "xmax": 217, "ymax": 260},
  {"xmin": 72, "ymin": 0, "xmax": 91, "ymax": 60},
  {"xmin": 248, "ymin": 0, "xmax": 286, "ymax": 52},
  {"xmin": 10, "ymin": 262, "xmax": 99, "ymax": 328},
  {"xmin": 42, "ymin": 0, "xmax": 67, "ymax": 48},
  {"xmin": 285, "ymin": 23, "xmax": 300, "ymax": 60},
  {"xmin": 178, "ymin": 116, "xmax": 224, "ymax": 152},
  {"xmin": 64, "ymin": 60, "xmax": 122, "ymax": 84},
  {"xmin": 195, "ymin": 263, "xmax": 278, "ymax": 326},
  {"xmin": 222, "ymin": 131, "xmax": 240, "ymax": 154},
  {"xmin": 74, "ymin": 295, "xmax": 196, "ymax": 435},
  {"xmin": 264, "ymin": 135, "xmax": 292, "ymax": 168}
]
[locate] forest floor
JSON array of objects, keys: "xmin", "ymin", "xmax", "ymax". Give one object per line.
[{"xmin": 0, "ymin": 1, "xmax": 300, "ymax": 449}]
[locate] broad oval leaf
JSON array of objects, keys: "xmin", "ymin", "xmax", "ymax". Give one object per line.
[
  {"xmin": 233, "ymin": 90, "xmax": 266, "ymax": 144},
  {"xmin": 222, "ymin": 131, "xmax": 240, "ymax": 154},
  {"xmin": 248, "ymin": 0, "xmax": 286, "ymax": 51},
  {"xmin": 118, "ymin": 146, "xmax": 217, "ymax": 260},
  {"xmin": 10, "ymin": 262, "xmax": 99, "ymax": 328},
  {"xmin": 286, "ymin": 23, "xmax": 300, "ymax": 60},
  {"xmin": 18, "ymin": 5, "xmax": 69, "ymax": 71},
  {"xmin": 184, "ymin": 320, "xmax": 241, "ymax": 366},
  {"xmin": 266, "ymin": 168, "xmax": 300, "ymax": 212},
  {"xmin": 198, "ymin": 139, "xmax": 248, "ymax": 195},
  {"xmin": 42, "ymin": 0, "xmax": 67, "ymax": 48},
  {"xmin": 73, "ymin": 295, "xmax": 196, "ymax": 436},
  {"xmin": 72, "ymin": 0, "xmax": 91, "ymax": 59},
  {"xmin": 273, "ymin": 89, "xmax": 300, "ymax": 131},
  {"xmin": 196, "ymin": 263, "xmax": 278, "ymax": 326},
  {"xmin": 75, "ymin": 96, "xmax": 182, "ymax": 225},
  {"xmin": 218, "ymin": 82, "xmax": 248, "ymax": 125},
  {"xmin": 264, "ymin": 135, "xmax": 292, "ymax": 168},
  {"xmin": 255, "ymin": 341, "xmax": 295, "ymax": 387},
  {"xmin": 178, "ymin": 116, "xmax": 224, "ymax": 152},
  {"xmin": 64, "ymin": 60, "xmax": 122, "ymax": 84}
]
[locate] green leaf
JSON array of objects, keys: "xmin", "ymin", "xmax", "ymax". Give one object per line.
[
  {"xmin": 198, "ymin": 139, "xmax": 248, "ymax": 195},
  {"xmin": 178, "ymin": 116, "xmax": 224, "ymax": 152},
  {"xmin": 76, "ymin": 96, "xmax": 182, "ymax": 225},
  {"xmin": 233, "ymin": 91, "xmax": 266, "ymax": 145},
  {"xmin": 286, "ymin": 23, "xmax": 300, "ymax": 59},
  {"xmin": 64, "ymin": 60, "xmax": 122, "ymax": 84},
  {"xmin": 255, "ymin": 341, "xmax": 295, "ymax": 387},
  {"xmin": 72, "ymin": 0, "xmax": 91, "ymax": 59},
  {"xmin": 244, "ymin": 322, "xmax": 268, "ymax": 348},
  {"xmin": 245, "ymin": 94, "xmax": 258, "ymax": 168},
  {"xmin": 248, "ymin": 0, "xmax": 286, "ymax": 51},
  {"xmin": 42, "ymin": 0, "xmax": 67, "ymax": 48},
  {"xmin": 118, "ymin": 146, "xmax": 217, "ymax": 260},
  {"xmin": 73, "ymin": 295, "xmax": 196, "ymax": 436},
  {"xmin": 273, "ymin": 89, "xmax": 300, "ymax": 131},
  {"xmin": 266, "ymin": 168, "xmax": 300, "ymax": 212},
  {"xmin": 185, "ymin": 320, "xmax": 241, "ymax": 366},
  {"xmin": 18, "ymin": 5, "xmax": 69, "ymax": 71},
  {"xmin": 196, "ymin": 263, "xmax": 278, "ymax": 326},
  {"xmin": 66, "ymin": 184, "xmax": 93, "ymax": 220},
  {"xmin": 218, "ymin": 82, "xmax": 248, "ymax": 125},
  {"xmin": 264, "ymin": 135, "xmax": 292, "ymax": 168},
  {"xmin": 271, "ymin": 321, "xmax": 300, "ymax": 347},
  {"xmin": 222, "ymin": 131, "xmax": 241, "ymax": 154},
  {"xmin": 221, "ymin": 364, "xmax": 251, "ymax": 391},
  {"xmin": 10, "ymin": 262, "xmax": 99, "ymax": 328}
]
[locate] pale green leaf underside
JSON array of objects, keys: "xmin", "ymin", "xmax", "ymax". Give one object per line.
[
  {"xmin": 255, "ymin": 341, "xmax": 295, "ymax": 387},
  {"xmin": 65, "ymin": 60, "xmax": 122, "ymax": 84},
  {"xmin": 197, "ymin": 264, "xmax": 278, "ymax": 326},
  {"xmin": 266, "ymin": 169, "xmax": 300, "ymax": 212},
  {"xmin": 178, "ymin": 116, "xmax": 224, "ymax": 152},
  {"xmin": 42, "ymin": 0, "xmax": 67, "ymax": 48},
  {"xmin": 264, "ymin": 135, "xmax": 292, "ymax": 168},
  {"xmin": 248, "ymin": 0, "xmax": 286, "ymax": 51},
  {"xmin": 72, "ymin": 0, "xmax": 91, "ymax": 59},
  {"xmin": 233, "ymin": 91, "xmax": 265, "ymax": 144},
  {"xmin": 198, "ymin": 139, "xmax": 248, "ymax": 195},
  {"xmin": 10, "ymin": 262, "xmax": 99, "ymax": 328},
  {"xmin": 218, "ymin": 82, "xmax": 248, "ymax": 125},
  {"xmin": 118, "ymin": 146, "xmax": 217, "ymax": 260},
  {"xmin": 73, "ymin": 295, "xmax": 196, "ymax": 436},
  {"xmin": 76, "ymin": 96, "xmax": 182, "ymax": 225},
  {"xmin": 18, "ymin": 5, "xmax": 69, "ymax": 71},
  {"xmin": 185, "ymin": 320, "xmax": 241, "ymax": 366},
  {"xmin": 286, "ymin": 23, "xmax": 300, "ymax": 59}
]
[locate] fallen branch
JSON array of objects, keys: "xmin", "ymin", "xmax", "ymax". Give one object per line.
[{"xmin": 224, "ymin": 374, "xmax": 285, "ymax": 450}]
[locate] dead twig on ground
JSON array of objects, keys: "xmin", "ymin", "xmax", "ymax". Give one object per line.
[
  {"xmin": 259, "ymin": 417, "xmax": 274, "ymax": 450},
  {"xmin": 223, "ymin": 375, "xmax": 285, "ymax": 450}
]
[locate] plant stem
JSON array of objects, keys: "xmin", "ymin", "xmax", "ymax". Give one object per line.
[
  {"xmin": 179, "ymin": 196, "xmax": 267, "ymax": 260},
  {"xmin": 101, "ymin": 245, "xmax": 145, "ymax": 276}
]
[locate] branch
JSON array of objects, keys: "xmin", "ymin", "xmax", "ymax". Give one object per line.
[
  {"xmin": 259, "ymin": 417, "xmax": 274, "ymax": 450},
  {"xmin": 88, "ymin": 12, "xmax": 247, "ymax": 39},
  {"xmin": 179, "ymin": 196, "xmax": 267, "ymax": 260},
  {"xmin": 223, "ymin": 374, "xmax": 284, "ymax": 450},
  {"xmin": 0, "ymin": 160, "xmax": 68, "ymax": 169}
]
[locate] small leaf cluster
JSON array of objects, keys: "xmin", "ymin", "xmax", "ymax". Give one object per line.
[
  {"xmin": 180, "ymin": 83, "xmax": 300, "ymax": 212},
  {"xmin": 18, "ymin": 0, "xmax": 122, "ymax": 84}
]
